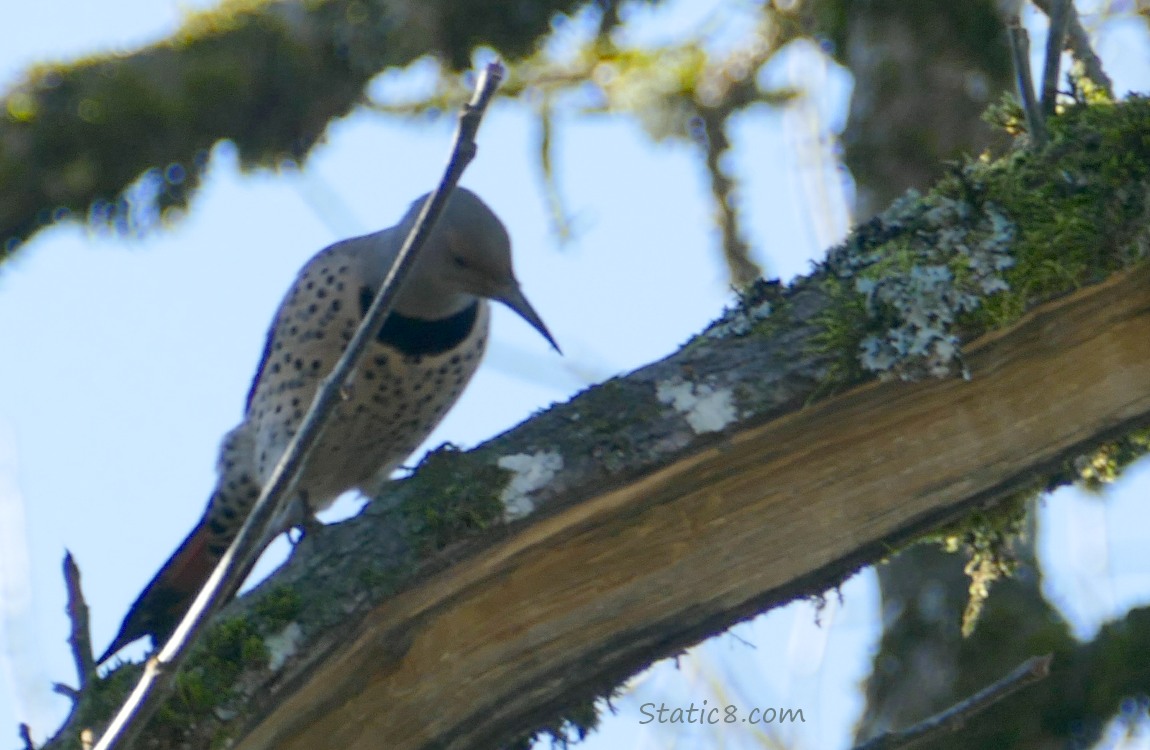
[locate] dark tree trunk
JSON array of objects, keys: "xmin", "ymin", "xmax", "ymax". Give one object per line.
[
  {"xmin": 806, "ymin": 2, "xmax": 1150, "ymax": 746},
  {"xmin": 813, "ymin": 0, "xmax": 1012, "ymax": 218}
]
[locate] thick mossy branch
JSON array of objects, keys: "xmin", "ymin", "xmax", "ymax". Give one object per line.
[
  {"xmin": 51, "ymin": 97, "xmax": 1150, "ymax": 750},
  {"xmin": 0, "ymin": 0, "xmax": 606, "ymax": 262},
  {"xmin": 813, "ymin": 96, "xmax": 1150, "ymax": 382}
]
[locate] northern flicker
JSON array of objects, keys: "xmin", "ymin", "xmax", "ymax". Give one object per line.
[{"xmin": 98, "ymin": 187, "xmax": 558, "ymax": 664}]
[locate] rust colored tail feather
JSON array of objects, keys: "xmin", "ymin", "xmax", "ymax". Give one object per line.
[{"xmin": 97, "ymin": 519, "xmax": 216, "ymax": 664}]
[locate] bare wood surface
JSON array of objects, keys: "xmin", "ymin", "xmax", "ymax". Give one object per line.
[{"xmin": 234, "ymin": 263, "xmax": 1150, "ymax": 750}]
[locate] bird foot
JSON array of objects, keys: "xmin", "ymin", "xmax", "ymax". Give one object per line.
[
  {"xmin": 302, "ymin": 513, "xmax": 325, "ymax": 538},
  {"xmin": 289, "ymin": 513, "xmax": 325, "ymax": 546},
  {"xmin": 285, "ymin": 491, "xmax": 325, "ymax": 547}
]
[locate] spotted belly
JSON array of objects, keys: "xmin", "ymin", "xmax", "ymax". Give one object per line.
[{"xmin": 248, "ymin": 302, "xmax": 490, "ymax": 511}]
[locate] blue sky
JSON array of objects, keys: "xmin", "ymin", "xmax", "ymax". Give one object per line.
[{"xmin": 1, "ymin": 2, "xmax": 1149, "ymax": 749}]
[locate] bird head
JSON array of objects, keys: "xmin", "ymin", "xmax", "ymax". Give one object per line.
[{"xmin": 398, "ymin": 188, "xmax": 560, "ymax": 353}]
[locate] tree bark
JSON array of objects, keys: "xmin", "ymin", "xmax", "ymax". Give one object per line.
[
  {"xmin": 233, "ymin": 265, "xmax": 1150, "ymax": 750},
  {"xmin": 45, "ymin": 95, "xmax": 1150, "ymax": 748}
]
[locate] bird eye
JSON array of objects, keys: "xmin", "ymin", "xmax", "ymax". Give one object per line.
[{"xmin": 452, "ymin": 256, "xmax": 470, "ymax": 269}]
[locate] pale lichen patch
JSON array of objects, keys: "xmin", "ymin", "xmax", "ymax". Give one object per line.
[
  {"xmin": 498, "ymin": 451, "xmax": 564, "ymax": 521},
  {"xmin": 265, "ymin": 622, "xmax": 303, "ymax": 672},
  {"xmin": 705, "ymin": 298, "xmax": 773, "ymax": 338},
  {"xmin": 831, "ymin": 191, "xmax": 1017, "ymax": 380},
  {"xmin": 655, "ymin": 378, "xmax": 737, "ymax": 434}
]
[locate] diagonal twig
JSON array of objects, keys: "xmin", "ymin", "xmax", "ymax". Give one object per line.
[
  {"xmin": 91, "ymin": 60, "xmax": 506, "ymax": 750},
  {"xmin": 851, "ymin": 654, "xmax": 1053, "ymax": 750},
  {"xmin": 1040, "ymin": 0, "xmax": 1072, "ymax": 115},
  {"xmin": 20, "ymin": 723, "xmax": 35, "ymax": 750},
  {"xmin": 1007, "ymin": 17, "xmax": 1048, "ymax": 147},
  {"xmin": 1032, "ymin": 0, "xmax": 1114, "ymax": 98}
]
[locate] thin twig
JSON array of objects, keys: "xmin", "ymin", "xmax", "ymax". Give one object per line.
[
  {"xmin": 1007, "ymin": 19, "xmax": 1048, "ymax": 147},
  {"xmin": 1040, "ymin": 0, "xmax": 1071, "ymax": 115},
  {"xmin": 851, "ymin": 654, "xmax": 1053, "ymax": 750},
  {"xmin": 51, "ymin": 683, "xmax": 80, "ymax": 701},
  {"xmin": 698, "ymin": 106, "xmax": 761, "ymax": 287},
  {"xmin": 535, "ymin": 95, "xmax": 576, "ymax": 244},
  {"xmin": 62, "ymin": 551, "xmax": 95, "ymax": 691},
  {"xmin": 19, "ymin": 723, "xmax": 35, "ymax": 750},
  {"xmin": 1032, "ymin": 0, "xmax": 1114, "ymax": 98},
  {"xmin": 91, "ymin": 60, "xmax": 506, "ymax": 750}
]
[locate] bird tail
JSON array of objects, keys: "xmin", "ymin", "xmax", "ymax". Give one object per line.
[{"xmin": 97, "ymin": 518, "xmax": 217, "ymax": 665}]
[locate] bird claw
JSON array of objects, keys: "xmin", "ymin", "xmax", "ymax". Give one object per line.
[
  {"xmin": 286, "ymin": 492, "xmax": 325, "ymax": 547},
  {"xmin": 289, "ymin": 520, "xmax": 324, "ymax": 553},
  {"xmin": 302, "ymin": 514, "xmax": 325, "ymax": 539}
]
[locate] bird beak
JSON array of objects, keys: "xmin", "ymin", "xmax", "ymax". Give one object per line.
[{"xmin": 497, "ymin": 284, "xmax": 561, "ymax": 354}]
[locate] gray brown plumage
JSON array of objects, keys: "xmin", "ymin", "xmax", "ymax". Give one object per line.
[{"xmin": 99, "ymin": 188, "xmax": 557, "ymax": 663}]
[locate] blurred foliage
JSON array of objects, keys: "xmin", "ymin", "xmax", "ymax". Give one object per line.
[
  {"xmin": 367, "ymin": 2, "xmax": 805, "ymax": 285},
  {"xmin": 0, "ymin": 0, "xmax": 617, "ymax": 265},
  {"xmin": 0, "ymin": 0, "xmax": 815, "ymax": 287}
]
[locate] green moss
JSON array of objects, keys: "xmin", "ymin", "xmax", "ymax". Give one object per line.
[
  {"xmin": 401, "ymin": 444, "xmax": 512, "ymax": 553},
  {"xmin": 971, "ymin": 97, "xmax": 1150, "ymax": 325},
  {"xmin": 504, "ymin": 693, "xmax": 610, "ymax": 750},
  {"xmin": 693, "ymin": 278, "xmax": 786, "ymax": 342},
  {"xmin": 805, "ymin": 96, "xmax": 1150, "ymax": 635},
  {"xmin": 919, "ymin": 422, "xmax": 1150, "ymax": 639},
  {"xmin": 166, "ymin": 618, "xmax": 267, "ymax": 716},
  {"xmin": 252, "ymin": 584, "xmax": 303, "ymax": 629},
  {"xmin": 808, "ymin": 272, "xmax": 874, "ymax": 393},
  {"xmin": 49, "ymin": 665, "xmax": 144, "ymax": 750},
  {"xmin": 933, "ymin": 426, "xmax": 1150, "ymax": 638},
  {"xmin": 573, "ymin": 378, "xmax": 665, "ymax": 473},
  {"xmin": 931, "ymin": 494, "xmax": 1030, "ymax": 636},
  {"xmin": 1073, "ymin": 428, "xmax": 1150, "ymax": 492},
  {"xmin": 137, "ymin": 586, "xmax": 300, "ymax": 742},
  {"xmin": 355, "ymin": 563, "xmax": 403, "ymax": 594},
  {"xmin": 47, "ymin": 588, "xmax": 302, "ymax": 748},
  {"xmin": 597, "ymin": 379, "xmax": 663, "ymax": 428},
  {"xmin": 809, "ymin": 96, "xmax": 1150, "ymax": 385}
]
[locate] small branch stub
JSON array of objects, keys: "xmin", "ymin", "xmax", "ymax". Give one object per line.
[
  {"xmin": 63, "ymin": 551, "xmax": 96, "ymax": 692},
  {"xmin": 1007, "ymin": 19, "xmax": 1047, "ymax": 147},
  {"xmin": 1040, "ymin": 0, "xmax": 1071, "ymax": 115}
]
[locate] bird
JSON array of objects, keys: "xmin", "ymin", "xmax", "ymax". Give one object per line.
[{"xmin": 98, "ymin": 187, "xmax": 559, "ymax": 664}]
